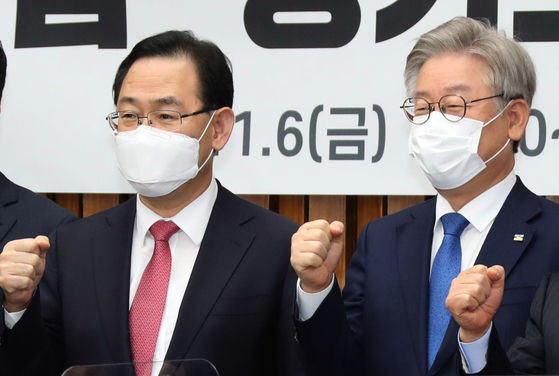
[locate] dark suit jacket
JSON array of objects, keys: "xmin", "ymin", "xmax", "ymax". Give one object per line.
[
  {"xmin": 480, "ymin": 272, "xmax": 559, "ymax": 375},
  {"xmin": 0, "ymin": 172, "xmax": 76, "ymax": 370},
  {"xmin": 0, "ymin": 172, "xmax": 76, "ymax": 250},
  {"xmin": 295, "ymin": 177, "xmax": 559, "ymax": 376},
  {"xmin": 1, "ymin": 183, "xmax": 302, "ymax": 376}
]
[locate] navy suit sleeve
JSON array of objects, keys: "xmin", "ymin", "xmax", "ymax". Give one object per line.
[
  {"xmin": 1, "ymin": 227, "xmax": 66, "ymax": 376},
  {"xmin": 294, "ymin": 221, "xmax": 371, "ymax": 376},
  {"xmin": 506, "ymin": 273, "xmax": 553, "ymax": 374},
  {"xmin": 294, "ymin": 278, "xmax": 364, "ymax": 376}
]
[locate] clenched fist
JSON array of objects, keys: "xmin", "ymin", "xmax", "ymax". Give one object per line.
[
  {"xmin": 0, "ymin": 236, "xmax": 50, "ymax": 312},
  {"xmin": 445, "ymin": 264, "xmax": 505, "ymax": 343},
  {"xmin": 290, "ymin": 220, "xmax": 344, "ymax": 293}
]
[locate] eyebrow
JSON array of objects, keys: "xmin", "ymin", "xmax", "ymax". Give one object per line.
[
  {"xmin": 415, "ymin": 84, "xmax": 472, "ymax": 98},
  {"xmin": 117, "ymin": 96, "xmax": 138, "ymax": 105},
  {"xmin": 153, "ymin": 96, "xmax": 182, "ymax": 106},
  {"xmin": 117, "ymin": 95, "xmax": 183, "ymax": 107}
]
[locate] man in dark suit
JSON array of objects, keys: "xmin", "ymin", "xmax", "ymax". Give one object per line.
[
  {"xmin": 0, "ymin": 38, "xmax": 76, "ymax": 374},
  {"xmin": 0, "ymin": 31, "xmax": 302, "ymax": 376},
  {"xmin": 290, "ymin": 17, "xmax": 559, "ymax": 376}
]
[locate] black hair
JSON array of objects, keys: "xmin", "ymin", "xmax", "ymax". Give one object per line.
[
  {"xmin": 112, "ymin": 30, "xmax": 233, "ymax": 110},
  {"xmin": 0, "ymin": 41, "xmax": 7, "ymax": 103}
]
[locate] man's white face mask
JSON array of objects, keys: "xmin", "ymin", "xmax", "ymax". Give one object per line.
[
  {"xmin": 114, "ymin": 111, "xmax": 216, "ymax": 197},
  {"xmin": 408, "ymin": 102, "xmax": 512, "ymax": 190}
]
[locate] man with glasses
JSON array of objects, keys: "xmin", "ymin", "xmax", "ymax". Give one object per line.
[
  {"xmin": 0, "ymin": 31, "xmax": 302, "ymax": 376},
  {"xmin": 290, "ymin": 17, "xmax": 559, "ymax": 376}
]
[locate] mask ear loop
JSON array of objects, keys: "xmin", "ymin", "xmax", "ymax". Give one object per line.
[
  {"xmin": 197, "ymin": 110, "xmax": 217, "ymax": 171},
  {"xmin": 482, "ymin": 99, "xmax": 514, "ymax": 164},
  {"xmin": 484, "ymin": 138, "xmax": 510, "ymax": 164},
  {"xmin": 482, "ymin": 100, "xmax": 513, "ymax": 128},
  {"xmin": 198, "ymin": 110, "xmax": 217, "ymax": 141}
]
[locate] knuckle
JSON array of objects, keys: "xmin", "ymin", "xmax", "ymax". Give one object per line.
[
  {"xmin": 23, "ymin": 263, "xmax": 36, "ymax": 278},
  {"xmin": 316, "ymin": 219, "xmax": 328, "ymax": 226},
  {"xmin": 29, "ymin": 254, "xmax": 42, "ymax": 268}
]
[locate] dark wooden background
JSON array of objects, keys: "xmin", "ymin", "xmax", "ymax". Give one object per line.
[{"xmin": 41, "ymin": 193, "xmax": 559, "ymax": 290}]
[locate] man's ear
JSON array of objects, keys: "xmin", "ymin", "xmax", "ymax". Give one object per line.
[
  {"xmin": 507, "ymin": 99, "xmax": 530, "ymax": 141},
  {"xmin": 211, "ymin": 107, "xmax": 234, "ymax": 151}
]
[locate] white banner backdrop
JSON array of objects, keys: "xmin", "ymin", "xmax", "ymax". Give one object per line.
[{"xmin": 0, "ymin": 0, "xmax": 558, "ymax": 195}]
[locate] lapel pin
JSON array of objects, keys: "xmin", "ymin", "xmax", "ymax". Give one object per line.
[{"xmin": 513, "ymin": 234, "xmax": 524, "ymax": 242}]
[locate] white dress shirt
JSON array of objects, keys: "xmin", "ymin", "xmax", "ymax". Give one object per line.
[
  {"xmin": 131, "ymin": 178, "xmax": 217, "ymax": 376},
  {"xmin": 4, "ymin": 178, "xmax": 218, "ymax": 376},
  {"xmin": 297, "ymin": 170, "xmax": 517, "ymax": 322}
]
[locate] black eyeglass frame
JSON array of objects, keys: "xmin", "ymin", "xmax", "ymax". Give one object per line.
[
  {"xmin": 106, "ymin": 108, "xmax": 216, "ymax": 132},
  {"xmin": 400, "ymin": 93, "xmax": 505, "ymax": 124}
]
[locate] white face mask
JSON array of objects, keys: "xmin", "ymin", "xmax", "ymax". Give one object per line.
[
  {"xmin": 115, "ymin": 111, "xmax": 216, "ymax": 197},
  {"xmin": 408, "ymin": 102, "xmax": 512, "ymax": 190}
]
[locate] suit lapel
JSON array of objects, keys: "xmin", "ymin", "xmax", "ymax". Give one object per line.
[
  {"xmin": 430, "ymin": 178, "xmax": 539, "ymax": 375},
  {"xmin": 166, "ymin": 185, "xmax": 255, "ymax": 361},
  {"xmin": 91, "ymin": 198, "xmax": 136, "ymax": 363},
  {"xmin": 474, "ymin": 178, "xmax": 538, "ymax": 276},
  {"xmin": 397, "ymin": 199, "xmax": 436, "ymax": 374},
  {"xmin": 429, "ymin": 319, "xmax": 460, "ymax": 375},
  {"xmin": 0, "ymin": 173, "xmax": 18, "ymax": 248}
]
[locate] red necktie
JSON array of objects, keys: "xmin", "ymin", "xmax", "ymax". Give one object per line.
[{"xmin": 130, "ymin": 220, "xmax": 180, "ymax": 376}]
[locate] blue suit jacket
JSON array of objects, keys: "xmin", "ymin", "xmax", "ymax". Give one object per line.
[
  {"xmin": 296, "ymin": 177, "xmax": 559, "ymax": 376},
  {"xmin": 1, "ymin": 183, "xmax": 303, "ymax": 376}
]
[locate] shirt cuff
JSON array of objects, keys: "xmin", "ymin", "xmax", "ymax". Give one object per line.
[
  {"xmin": 459, "ymin": 322, "xmax": 492, "ymax": 374},
  {"xmin": 295, "ymin": 276, "xmax": 335, "ymax": 321},
  {"xmin": 4, "ymin": 308, "xmax": 26, "ymax": 329}
]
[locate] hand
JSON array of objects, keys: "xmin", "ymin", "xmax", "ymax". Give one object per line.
[
  {"xmin": 290, "ymin": 220, "xmax": 344, "ymax": 293},
  {"xmin": 0, "ymin": 236, "xmax": 50, "ymax": 312},
  {"xmin": 445, "ymin": 264, "xmax": 505, "ymax": 343}
]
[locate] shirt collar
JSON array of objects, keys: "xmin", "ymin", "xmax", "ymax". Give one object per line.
[
  {"xmin": 435, "ymin": 170, "xmax": 517, "ymax": 232},
  {"xmin": 136, "ymin": 178, "xmax": 218, "ymax": 246}
]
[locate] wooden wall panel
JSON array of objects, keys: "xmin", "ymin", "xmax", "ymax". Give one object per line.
[
  {"xmin": 308, "ymin": 196, "xmax": 347, "ymax": 222},
  {"xmin": 82, "ymin": 194, "xmax": 120, "ymax": 217},
  {"xmin": 238, "ymin": 195, "xmax": 270, "ymax": 209},
  {"xmin": 53, "ymin": 193, "xmax": 81, "ymax": 218},
  {"xmin": 279, "ymin": 195, "xmax": 306, "ymax": 225},
  {"xmin": 357, "ymin": 196, "xmax": 383, "ymax": 235},
  {"xmin": 387, "ymin": 195, "xmax": 426, "ymax": 215}
]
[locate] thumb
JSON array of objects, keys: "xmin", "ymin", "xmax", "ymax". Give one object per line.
[
  {"xmin": 329, "ymin": 221, "xmax": 345, "ymax": 254},
  {"xmin": 330, "ymin": 221, "xmax": 345, "ymax": 242},
  {"xmin": 323, "ymin": 221, "xmax": 344, "ymax": 271},
  {"xmin": 35, "ymin": 235, "xmax": 50, "ymax": 260},
  {"xmin": 483, "ymin": 265, "xmax": 505, "ymax": 316},
  {"xmin": 487, "ymin": 265, "xmax": 505, "ymax": 289}
]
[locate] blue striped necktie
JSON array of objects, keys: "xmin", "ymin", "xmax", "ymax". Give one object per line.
[{"xmin": 427, "ymin": 212, "xmax": 469, "ymax": 369}]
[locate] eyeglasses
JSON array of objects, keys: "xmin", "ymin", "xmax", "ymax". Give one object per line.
[
  {"xmin": 106, "ymin": 109, "xmax": 214, "ymax": 133},
  {"xmin": 400, "ymin": 93, "xmax": 505, "ymax": 124}
]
